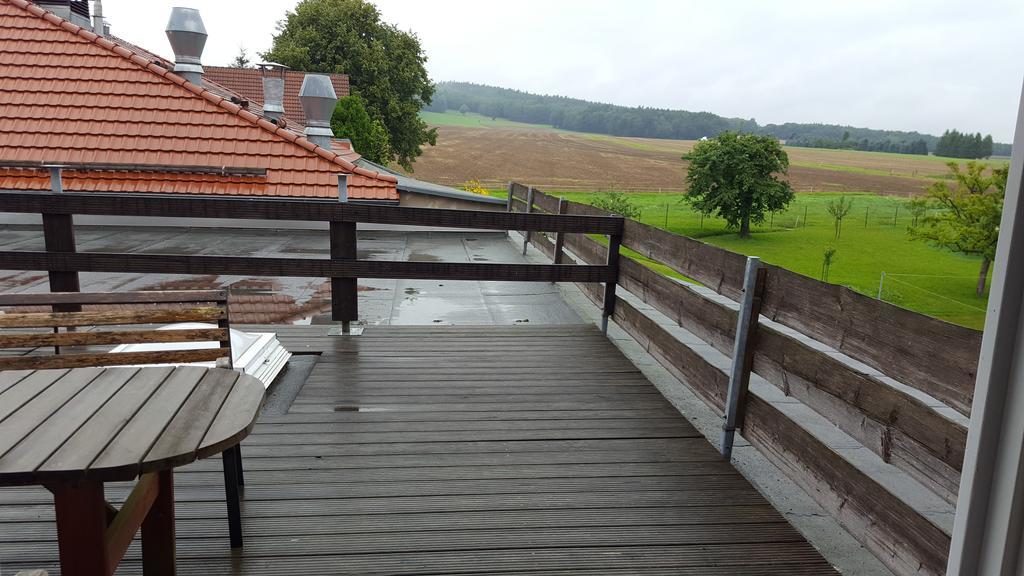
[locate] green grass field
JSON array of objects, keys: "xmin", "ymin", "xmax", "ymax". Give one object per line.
[
  {"xmin": 498, "ymin": 189, "xmax": 991, "ymax": 329},
  {"xmin": 420, "ymin": 111, "xmax": 562, "ymax": 130}
]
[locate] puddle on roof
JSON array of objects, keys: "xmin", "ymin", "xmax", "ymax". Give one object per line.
[{"xmin": 408, "ymin": 253, "xmax": 441, "ymax": 262}]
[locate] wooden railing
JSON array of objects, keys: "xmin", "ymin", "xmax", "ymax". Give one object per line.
[
  {"xmin": 509, "ymin": 182, "xmax": 981, "ymax": 576},
  {"xmin": 0, "ymin": 189, "xmax": 624, "ymax": 332}
]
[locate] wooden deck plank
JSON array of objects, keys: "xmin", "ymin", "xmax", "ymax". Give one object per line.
[{"xmin": 0, "ymin": 324, "xmax": 835, "ymax": 575}]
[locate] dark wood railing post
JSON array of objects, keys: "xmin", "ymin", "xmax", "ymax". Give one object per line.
[
  {"xmin": 721, "ymin": 256, "xmax": 767, "ymax": 459},
  {"xmin": 553, "ymin": 198, "xmax": 567, "ymax": 265},
  {"xmin": 42, "ymin": 167, "xmax": 80, "ymax": 313},
  {"xmin": 601, "ymin": 232, "xmax": 622, "ymax": 334},
  {"xmin": 329, "ymin": 220, "xmax": 358, "ymax": 333},
  {"xmin": 506, "ymin": 181, "xmax": 514, "ymax": 213},
  {"xmin": 522, "ymin": 187, "xmax": 535, "ymax": 255}
]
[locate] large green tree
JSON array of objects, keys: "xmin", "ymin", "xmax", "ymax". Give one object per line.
[
  {"xmin": 331, "ymin": 95, "xmax": 392, "ymax": 164},
  {"xmin": 683, "ymin": 132, "xmax": 794, "ymax": 238},
  {"xmin": 263, "ymin": 0, "xmax": 436, "ymax": 170},
  {"xmin": 909, "ymin": 161, "xmax": 1008, "ymax": 296}
]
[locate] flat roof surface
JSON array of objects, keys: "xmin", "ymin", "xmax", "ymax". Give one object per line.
[{"xmin": 0, "ymin": 226, "xmax": 580, "ymax": 326}]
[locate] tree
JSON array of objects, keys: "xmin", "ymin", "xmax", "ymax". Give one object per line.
[
  {"xmin": 231, "ymin": 46, "xmax": 250, "ymax": 68},
  {"xmin": 821, "ymin": 246, "xmax": 837, "ymax": 282},
  {"xmin": 826, "ymin": 196, "xmax": 854, "ymax": 239},
  {"xmin": 331, "ymin": 95, "xmax": 392, "ymax": 164},
  {"xmin": 683, "ymin": 132, "xmax": 794, "ymax": 238},
  {"xmin": 458, "ymin": 103, "xmax": 469, "ymax": 115},
  {"xmin": 263, "ymin": 0, "xmax": 437, "ymax": 170},
  {"xmin": 909, "ymin": 161, "xmax": 1008, "ymax": 296},
  {"xmin": 591, "ymin": 190, "xmax": 641, "ymax": 219}
]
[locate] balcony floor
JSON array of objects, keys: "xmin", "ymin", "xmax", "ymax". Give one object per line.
[{"xmin": 0, "ymin": 324, "xmax": 837, "ymax": 575}]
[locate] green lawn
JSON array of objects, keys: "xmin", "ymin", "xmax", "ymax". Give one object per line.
[{"xmin": 499, "ymin": 189, "xmax": 991, "ymax": 329}]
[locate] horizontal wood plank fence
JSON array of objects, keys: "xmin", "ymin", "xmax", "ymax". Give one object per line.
[
  {"xmin": 0, "ymin": 188, "xmax": 624, "ymax": 331},
  {"xmin": 509, "ymin": 182, "xmax": 979, "ymax": 576}
]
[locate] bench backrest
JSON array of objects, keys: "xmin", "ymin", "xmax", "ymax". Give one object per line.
[{"xmin": 0, "ymin": 290, "xmax": 231, "ymax": 371}]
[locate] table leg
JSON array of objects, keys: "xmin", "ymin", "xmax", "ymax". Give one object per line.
[
  {"xmin": 141, "ymin": 469, "xmax": 176, "ymax": 575},
  {"xmin": 52, "ymin": 480, "xmax": 109, "ymax": 576}
]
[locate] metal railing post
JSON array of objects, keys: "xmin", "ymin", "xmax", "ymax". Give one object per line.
[
  {"xmin": 601, "ymin": 232, "xmax": 622, "ymax": 334},
  {"xmin": 721, "ymin": 256, "xmax": 766, "ymax": 459},
  {"xmin": 522, "ymin": 187, "xmax": 534, "ymax": 255}
]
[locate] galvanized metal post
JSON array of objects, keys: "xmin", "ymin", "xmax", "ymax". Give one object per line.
[
  {"xmin": 721, "ymin": 256, "xmax": 765, "ymax": 459},
  {"xmin": 947, "ymin": 78, "xmax": 1024, "ymax": 575},
  {"xmin": 522, "ymin": 186, "xmax": 535, "ymax": 256}
]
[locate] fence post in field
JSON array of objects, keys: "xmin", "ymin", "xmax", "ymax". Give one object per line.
[
  {"xmin": 330, "ymin": 175, "xmax": 358, "ymax": 333},
  {"xmin": 721, "ymin": 256, "xmax": 767, "ymax": 459},
  {"xmin": 42, "ymin": 167, "xmax": 81, "ymax": 313},
  {"xmin": 601, "ymin": 232, "xmax": 622, "ymax": 335},
  {"xmin": 877, "ymin": 271, "xmax": 886, "ymax": 299},
  {"xmin": 522, "ymin": 187, "xmax": 535, "ymax": 256},
  {"xmin": 553, "ymin": 198, "xmax": 567, "ymax": 265}
]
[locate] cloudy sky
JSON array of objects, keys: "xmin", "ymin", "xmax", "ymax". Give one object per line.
[{"xmin": 101, "ymin": 0, "xmax": 1024, "ymax": 141}]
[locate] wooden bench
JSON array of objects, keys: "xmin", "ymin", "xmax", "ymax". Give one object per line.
[{"xmin": 0, "ymin": 290, "xmax": 251, "ymax": 548}]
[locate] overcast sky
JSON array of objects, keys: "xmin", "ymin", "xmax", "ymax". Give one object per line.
[{"xmin": 101, "ymin": 0, "xmax": 1024, "ymax": 141}]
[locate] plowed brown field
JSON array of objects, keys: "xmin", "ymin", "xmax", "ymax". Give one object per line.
[{"xmin": 407, "ymin": 126, "xmax": 949, "ymax": 197}]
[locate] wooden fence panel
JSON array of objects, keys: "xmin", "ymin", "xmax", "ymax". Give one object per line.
[
  {"xmin": 759, "ymin": 265, "xmax": 981, "ymax": 416},
  {"xmin": 618, "ymin": 255, "xmax": 965, "ymax": 502},
  {"xmin": 743, "ymin": 394, "xmax": 951, "ymax": 576},
  {"xmin": 568, "ymin": 231, "xmax": 966, "ymax": 502},
  {"xmin": 608, "ymin": 297, "xmax": 952, "ymax": 576}
]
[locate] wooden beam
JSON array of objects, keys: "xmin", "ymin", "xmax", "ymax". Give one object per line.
[
  {"xmin": 0, "ymin": 192, "xmax": 623, "ymax": 235},
  {"xmin": 0, "ymin": 251, "xmax": 614, "ymax": 283},
  {"xmin": 105, "ymin": 471, "xmax": 160, "ymax": 572},
  {"xmin": 0, "ymin": 327, "xmax": 228, "ymax": 350},
  {"xmin": 553, "ymin": 198, "xmax": 568, "ymax": 265},
  {"xmin": 743, "ymin": 394, "xmax": 950, "ymax": 576},
  {"xmin": 0, "ymin": 307, "xmax": 225, "ymax": 328},
  {"xmin": 601, "ymin": 233, "xmax": 622, "ymax": 334},
  {"xmin": 0, "ymin": 290, "xmax": 226, "ymax": 307},
  {"xmin": 329, "ymin": 221, "xmax": 358, "ymax": 325},
  {"xmin": 42, "ymin": 212, "xmax": 80, "ymax": 313},
  {"xmin": 52, "ymin": 480, "xmax": 110, "ymax": 576},
  {"xmin": 0, "ymin": 347, "xmax": 226, "ymax": 371},
  {"xmin": 141, "ymin": 470, "xmax": 176, "ymax": 575}
]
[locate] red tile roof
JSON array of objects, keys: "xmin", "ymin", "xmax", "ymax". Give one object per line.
[
  {"xmin": 204, "ymin": 67, "xmax": 351, "ymax": 130},
  {"xmin": 0, "ymin": 0, "xmax": 398, "ymax": 201}
]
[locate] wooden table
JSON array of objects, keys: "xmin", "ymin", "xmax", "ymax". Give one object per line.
[{"xmin": 0, "ymin": 365, "xmax": 265, "ymax": 575}]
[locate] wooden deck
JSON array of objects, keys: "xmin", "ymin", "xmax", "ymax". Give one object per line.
[{"xmin": 0, "ymin": 324, "xmax": 837, "ymax": 575}]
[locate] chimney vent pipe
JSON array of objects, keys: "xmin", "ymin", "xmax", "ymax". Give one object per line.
[
  {"xmin": 259, "ymin": 63, "xmax": 288, "ymax": 122},
  {"xmin": 165, "ymin": 7, "xmax": 207, "ymax": 85},
  {"xmin": 299, "ymin": 74, "xmax": 338, "ymax": 148}
]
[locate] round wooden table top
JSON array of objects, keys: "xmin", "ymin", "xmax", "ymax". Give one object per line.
[{"xmin": 0, "ymin": 365, "xmax": 265, "ymax": 485}]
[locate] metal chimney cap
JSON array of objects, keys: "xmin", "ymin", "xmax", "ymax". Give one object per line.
[
  {"xmin": 299, "ymin": 74, "xmax": 338, "ymax": 141},
  {"xmin": 165, "ymin": 7, "xmax": 207, "ymax": 79}
]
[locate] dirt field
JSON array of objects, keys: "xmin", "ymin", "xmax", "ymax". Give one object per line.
[{"xmin": 406, "ymin": 126, "xmax": 950, "ymax": 197}]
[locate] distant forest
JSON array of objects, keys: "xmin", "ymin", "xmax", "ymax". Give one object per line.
[{"xmin": 426, "ymin": 82, "xmax": 1012, "ymax": 158}]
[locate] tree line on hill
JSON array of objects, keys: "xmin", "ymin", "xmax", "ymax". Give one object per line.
[
  {"xmin": 427, "ymin": 82, "xmax": 1011, "ymax": 159},
  {"xmin": 934, "ymin": 129, "xmax": 994, "ymax": 159},
  {"xmin": 786, "ymin": 133, "xmax": 929, "ymax": 155}
]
